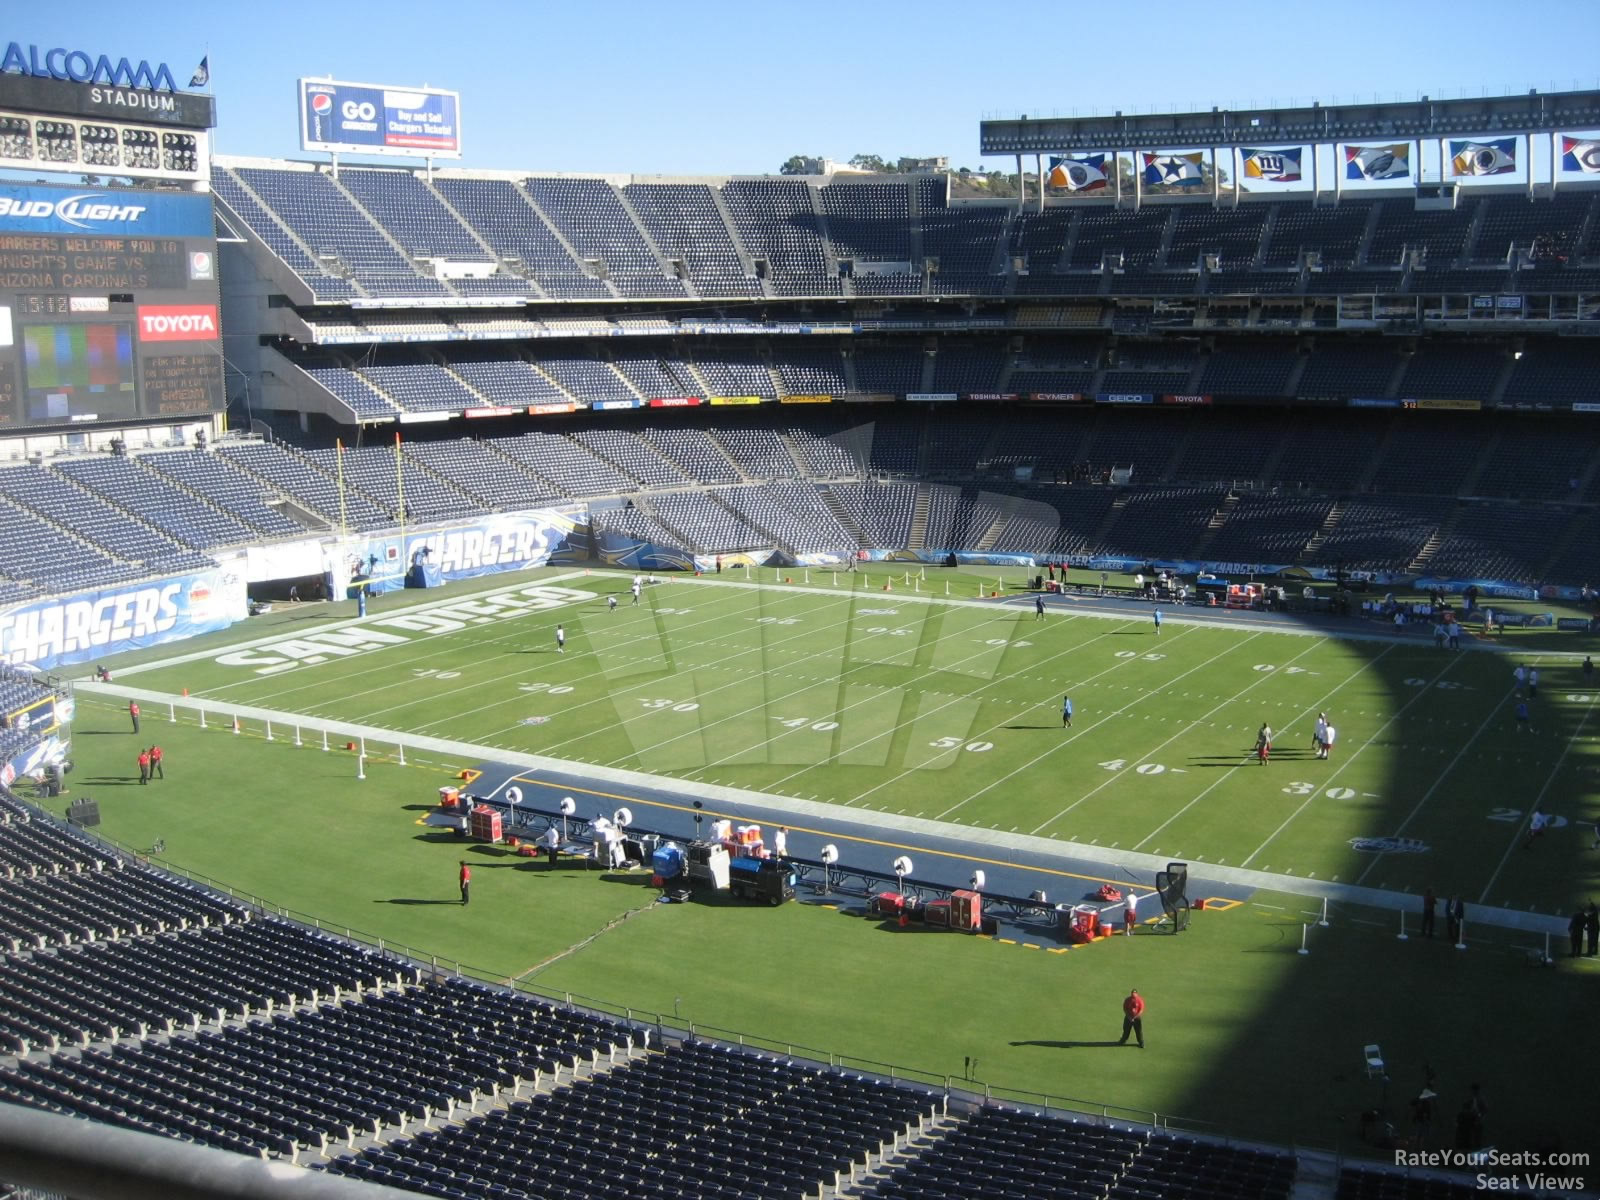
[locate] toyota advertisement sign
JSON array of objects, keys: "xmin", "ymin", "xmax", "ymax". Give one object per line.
[{"xmin": 299, "ymin": 78, "xmax": 461, "ymax": 158}]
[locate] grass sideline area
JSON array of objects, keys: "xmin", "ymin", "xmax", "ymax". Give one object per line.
[{"xmin": 45, "ymin": 564, "xmax": 1600, "ymax": 1161}]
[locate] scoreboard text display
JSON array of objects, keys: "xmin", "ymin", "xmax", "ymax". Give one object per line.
[{"xmin": 0, "ymin": 180, "xmax": 221, "ymax": 429}]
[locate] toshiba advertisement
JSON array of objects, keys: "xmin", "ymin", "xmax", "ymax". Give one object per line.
[{"xmin": 0, "ymin": 180, "xmax": 223, "ymax": 430}]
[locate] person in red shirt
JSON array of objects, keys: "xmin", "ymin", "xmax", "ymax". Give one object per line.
[
  {"xmin": 458, "ymin": 861, "xmax": 471, "ymax": 906},
  {"xmin": 129, "ymin": 701, "xmax": 141, "ymax": 734},
  {"xmin": 136, "ymin": 749, "xmax": 150, "ymax": 785},
  {"xmin": 1118, "ymin": 988, "xmax": 1145, "ymax": 1048},
  {"xmin": 149, "ymin": 745, "xmax": 164, "ymax": 780}
]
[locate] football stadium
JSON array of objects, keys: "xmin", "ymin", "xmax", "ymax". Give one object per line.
[{"xmin": 0, "ymin": 14, "xmax": 1598, "ymax": 1200}]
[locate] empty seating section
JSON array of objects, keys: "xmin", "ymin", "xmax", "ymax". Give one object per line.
[
  {"xmin": 1395, "ymin": 345, "xmax": 1506, "ymax": 401},
  {"xmin": 1098, "ymin": 488, "xmax": 1226, "ymax": 558},
  {"xmin": 431, "ymin": 177, "xmax": 609, "ymax": 299},
  {"xmin": 591, "ymin": 507, "xmax": 689, "ymax": 549},
  {"xmin": 1501, "ymin": 340, "xmax": 1600, "ymax": 406},
  {"xmin": 490, "ymin": 433, "xmax": 633, "ymax": 497},
  {"xmin": 1312, "ymin": 498, "xmax": 1448, "ymax": 570},
  {"xmin": 218, "ymin": 442, "xmax": 391, "ymax": 530},
  {"xmin": 932, "ymin": 346, "xmax": 1006, "ymax": 394},
  {"xmin": 1426, "ymin": 504, "xmax": 1567, "ymax": 581},
  {"xmin": 650, "ymin": 492, "xmax": 769, "ymax": 551},
  {"xmin": 690, "ymin": 351, "xmax": 777, "ymax": 399},
  {"xmin": 717, "ymin": 482, "xmax": 855, "ymax": 552},
  {"xmin": 533, "ymin": 358, "xmax": 638, "ymax": 406},
  {"xmin": 402, "ymin": 440, "xmax": 556, "ymax": 510},
  {"xmin": 1011, "ymin": 209, "xmax": 1073, "ymax": 275},
  {"xmin": 526, "ymin": 178, "xmax": 685, "ymax": 299},
  {"xmin": 987, "ymin": 414, "xmax": 1093, "ymax": 478},
  {"xmin": 0, "ymin": 464, "xmax": 206, "ymax": 578},
  {"xmin": 1336, "ymin": 1165, "xmax": 1480, "ymax": 1200},
  {"xmin": 1206, "ymin": 496, "xmax": 1335, "ymax": 562},
  {"xmin": 1271, "ymin": 414, "xmax": 1390, "ymax": 491},
  {"xmin": 211, "ymin": 171, "xmax": 356, "ymax": 301},
  {"xmin": 1473, "ymin": 193, "xmax": 1592, "ymax": 263},
  {"xmin": 827, "ymin": 483, "xmax": 917, "ymax": 546},
  {"xmin": 1367, "ymin": 199, "xmax": 1478, "ymax": 268},
  {"xmin": 449, "ymin": 357, "xmax": 572, "ymax": 408},
  {"xmin": 710, "ymin": 426, "xmax": 797, "ymax": 478},
  {"xmin": 138, "ymin": 452, "xmax": 304, "ymax": 537},
  {"xmin": 924, "ymin": 486, "xmax": 1007, "ymax": 548},
  {"xmin": 854, "ymin": 347, "xmax": 926, "ymax": 396},
  {"xmin": 47, "ymin": 457, "xmax": 252, "ymax": 556},
  {"xmin": 785, "ymin": 424, "xmax": 861, "ymax": 477},
  {"xmin": 823, "ymin": 183, "xmax": 917, "ymax": 297},
  {"xmin": 302, "ymin": 366, "xmax": 403, "ymax": 421},
  {"xmin": 773, "ymin": 346, "xmax": 847, "ymax": 396},
  {"xmin": 613, "ymin": 356, "xmax": 698, "ymax": 401},
  {"xmin": 570, "ymin": 429, "xmax": 690, "ymax": 488},
  {"xmin": 359, "ymin": 363, "xmax": 481, "ymax": 414},
  {"xmin": 233, "ymin": 167, "xmax": 447, "ymax": 297},
  {"xmin": 1265, "ymin": 201, "xmax": 1368, "ymax": 268},
  {"xmin": 1081, "ymin": 411, "xmax": 1185, "ymax": 480},
  {"xmin": 326, "ymin": 1040, "xmax": 931, "ymax": 1200},
  {"xmin": 1369, "ymin": 417, "xmax": 1493, "ymax": 494},
  {"xmin": 337, "ymin": 169, "xmax": 490, "ymax": 266},
  {"xmin": 922, "ymin": 203, "xmax": 1006, "ymax": 294},
  {"xmin": 1071, "ymin": 207, "xmax": 1168, "ymax": 270},
  {"xmin": 622, "ymin": 183, "xmax": 761, "ymax": 296},
  {"xmin": 302, "ymin": 447, "xmax": 480, "ymax": 524},
  {"xmin": 1175, "ymin": 412, "xmax": 1283, "ymax": 483},
  {"xmin": 721, "ymin": 179, "xmax": 840, "ymax": 296},
  {"xmin": 1168, "ymin": 206, "xmax": 1268, "ymax": 270},
  {"xmin": 1297, "ymin": 342, "xmax": 1401, "ymax": 398},
  {"xmin": 1196, "ymin": 344, "xmax": 1298, "ymax": 396},
  {"xmin": 1471, "ymin": 427, "xmax": 1592, "ymax": 499},
  {"xmin": 924, "ymin": 417, "xmax": 1000, "ymax": 476},
  {"xmin": 641, "ymin": 427, "xmax": 742, "ymax": 483}
]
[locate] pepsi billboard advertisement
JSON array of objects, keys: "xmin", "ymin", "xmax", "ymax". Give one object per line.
[
  {"xmin": 0, "ymin": 180, "xmax": 223, "ymax": 431},
  {"xmin": 299, "ymin": 79, "xmax": 461, "ymax": 159}
]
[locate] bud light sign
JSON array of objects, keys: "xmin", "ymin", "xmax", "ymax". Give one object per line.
[{"xmin": 299, "ymin": 78, "xmax": 461, "ymax": 159}]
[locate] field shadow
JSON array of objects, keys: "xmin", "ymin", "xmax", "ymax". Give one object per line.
[
  {"xmin": 75, "ymin": 730, "xmax": 129, "ymax": 737},
  {"xmin": 375, "ymin": 898, "xmax": 458, "ymax": 906},
  {"xmin": 1003, "ymin": 724, "xmax": 1060, "ymax": 730},
  {"xmin": 1009, "ymin": 1039, "xmax": 1125, "ymax": 1050},
  {"xmin": 82, "ymin": 777, "xmax": 139, "ymax": 787}
]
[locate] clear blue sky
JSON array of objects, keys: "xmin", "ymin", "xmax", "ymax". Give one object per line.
[{"xmin": 14, "ymin": 0, "xmax": 1596, "ymax": 174}]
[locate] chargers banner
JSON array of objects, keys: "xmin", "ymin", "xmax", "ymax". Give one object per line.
[
  {"xmin": 299, "ymin": 78, "xmax": 462, "ymax": 159},
  {"xmin": 1560, "ymin": 135, "xmax": 1600, "ymax": 174},
  {"xmin": 1142, "ymin": 152, "xmax": 1204, "ymax": 187},
  {"xmin": 1450, "ymin": 138, "xmax": 1516, "ymax": 177},
  {"xmin": 339, "ymin": 510, "xmax": 581, "ymax": 595},
  {"xmin": 1344, "ymin": 143, "xmax": 1410, "ymax": 180},
  {"xmin": 0, "ymin": 568, "xmax": 247, "ymax": 671},
  {"xmin": 1047, "ymin": 155, "xmax": 1109, "ymax": 191},
  {"xmin": 1241, "ymin": 147, "xmax": 1302, "ymax": 183}
]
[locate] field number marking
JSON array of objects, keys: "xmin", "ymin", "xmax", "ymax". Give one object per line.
[
  {"xmin": 638, "ymin": 699, "xmax": 700, "ymax": 712},
  {"xmin": 929, "ymin": 738, "xmax": 993, "ymax": 752},
  {"xmin": 754, "ymin": 617, "xmax": 800, "ymax": 626},
  {"xmin": 1282, "ymin": 782, "xmax": 1362, "ymax": 800},
  {"xmin": 412, "ymin": 668, "xmax": 461, "ymax": 680},
  {"xmin": 1099, "ymin": 759, "xmax": 1166, "ymax": 774},
  {"xmin": 1253, "ymin": 664, "xmax": 1308, "ymax": 674},
  {"xmin": 518, "ymin": 681, "xmax": 573, "ymax": 695},
  {"xmin": 1488, "ymin": 808, "xmax": 1567, "ymax": 827},
  {"xmin": 774, "ymin": 717, "xmax": 840, "ymax": 731},
  {"xmin": 1115, "ymin": 651, "xmax": 1166, "ymax": 660}
]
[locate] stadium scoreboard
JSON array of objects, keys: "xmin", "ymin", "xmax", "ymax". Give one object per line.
[{"xmin": 0, "ymin": 180, "xmax": 222, "ymax": 430}]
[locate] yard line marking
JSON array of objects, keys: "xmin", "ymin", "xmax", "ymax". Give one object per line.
[
  {"xmin": 729, "ymin": 617, "xmax": 1156, "ymax": 785},
  {"xmin": 1023, "ymin": 633, "xmax": 1318, "ymax": 833},
  {"xmin": 650, "ymin": 609, "xmax": 1104, "ymax": 772},
  {"xmin": 1241, "ymin": 648, "xmax": 1463, "ymax": 869},
  {"xmin": 1475, "ymin": 690, "xmax": 1598, "ymax": 905}
]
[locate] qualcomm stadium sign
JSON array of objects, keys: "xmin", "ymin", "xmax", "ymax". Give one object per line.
[{"xmin": 1, "ymin": 41, "xmax": 178, "ymax": 91}]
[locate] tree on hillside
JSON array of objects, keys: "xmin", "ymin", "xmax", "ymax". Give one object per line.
[
  {"xmin": 848, "ymin": 154, "xmax": 888, "ymax": 173},
  {"xmin": 779, "ymin": 155, "xmax": 813, "ymax": 175}
]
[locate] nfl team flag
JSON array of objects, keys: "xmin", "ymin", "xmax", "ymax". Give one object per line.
[
  {"xmin": 1561, "ymin": 136, "xmax": 1600, "ymax": 174},
  {"xmin": 1241, "ymin": 147, "xmax": 1302, "ymax": 183},
  {"xmin": 1344, "ymin": 143, "xmax": 1410, "ymax": 181},
  {"xmin": 1142, "ymin": 152, "xmax": 1204, "ymax": 187},
  {"xmin": 1450, "ymin": 138, "xmax": 1517, "ymax": 177},
  {"xmin": 189, "ymin": 55, "xmax": 209, "ymax": 88},
  {"xmin": 1047, "ymin": 154, "xmax": 1109, "ymax": 191}
]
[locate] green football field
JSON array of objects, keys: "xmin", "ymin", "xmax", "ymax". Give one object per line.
[
  {"xmin": 47, "ymin": 564, "xmax": 1600, "ymax": 1160},
  {"xmin": 107, "ymin": 564, "xmax": 1599, "ymax": 913}
]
